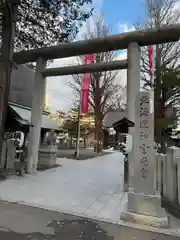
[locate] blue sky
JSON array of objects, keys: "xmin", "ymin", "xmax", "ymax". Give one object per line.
[{"xmin": 97, "ymin": 0, "xmax": 145, "ymax": 34}]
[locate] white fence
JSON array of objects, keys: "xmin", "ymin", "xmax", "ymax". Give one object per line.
[{"xmin": 155, "ymin": 146, "xmax": 180, "ymax": 205}]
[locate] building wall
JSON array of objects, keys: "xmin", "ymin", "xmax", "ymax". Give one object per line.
[
  {"xmin": 9, "ymin": 65, "xmax": 47, "ymax": 110},
  {"xmin": 9, "ymin": 65, "xmax": 34, "ymax": 108}
]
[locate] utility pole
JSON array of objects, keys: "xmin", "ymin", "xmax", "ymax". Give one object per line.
[
  {"xmin": 0, "ymin": 0, "xmax": 20, "ymax": 164},
  {"xmin": 74, "ymin": 95, "xmax": 82, "ymax": 160}
]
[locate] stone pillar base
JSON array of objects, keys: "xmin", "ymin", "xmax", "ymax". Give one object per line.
[
  {"xmin": 120, "ymin": 192, "xmax": 168, "ymax": 228},
  {"xmin": 124, "ymin": 182, "xmax": 129, "ymax": 192}
]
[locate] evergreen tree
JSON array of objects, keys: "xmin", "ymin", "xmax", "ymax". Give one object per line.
[{"xmin": 0, "ymin": 0, "xmax": 93, "ymax": 51}]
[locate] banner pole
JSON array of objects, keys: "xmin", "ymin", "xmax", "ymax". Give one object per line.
[
  {"xmin": 74, "ymin": 54, "xmax": 95, "ymax": 158},
  {"xmin": 75, "ymin": 89, "xmax": 82, "ymax": 159}
]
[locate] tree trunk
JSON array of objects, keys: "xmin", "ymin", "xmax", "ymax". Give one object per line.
[
  {"xmin": 94, "ymin": 113, "xmax": 103, "ymax": 154},
  {"xmin": 154, "ymin": 43, "xmax": 162, "ymax": 145},
  {"xmin": 160, "ymin": 85, "xmax": 167, "ymax": 154},
  {"xmin": 83, "ymin": 137, "xmax": 86, "ymax": 149},
  {"xmin": 70, "ymin": 134, "xmax": 73, "ymax": 149},
  {"xmin": 93, "ymin": 78, "xmax": 103, "ymax": 154},
  {"xmin": 154, "ymin": 4, "xmax": 166, "ymax": 153}
]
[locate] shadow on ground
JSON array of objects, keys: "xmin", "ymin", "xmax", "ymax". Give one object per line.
[
  {"xmin": 0, "ymin": 219, "xmax": 114, "ymax": 240},
  {"xmin": 37, "ymin": 164, "xmax": 62, "ymax": 171}
]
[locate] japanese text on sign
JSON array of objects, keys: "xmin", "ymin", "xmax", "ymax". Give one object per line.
[{"xmin": 139, "ymin": 94, "xmax": 150, "ymax": 179}]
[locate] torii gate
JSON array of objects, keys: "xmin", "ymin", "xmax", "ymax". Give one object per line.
[{"xmin": 13, "ymin": 24, "xmax": 180, "ymax": 227}]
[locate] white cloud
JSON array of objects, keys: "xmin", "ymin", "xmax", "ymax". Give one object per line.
[
  {"xmin": 119, "ymin": 23, "xmax": 135, "ymax": 33},
  {"xmin": 115, "ymin": 52, "xmax": 127, "ymax": 87},
  {"xmin": 92, "ymin": 0, "xmax": 104, "ymax": 8},
  {"xmin": 46, "ymin": 57, "xmax": 76, "ymax": 112}
]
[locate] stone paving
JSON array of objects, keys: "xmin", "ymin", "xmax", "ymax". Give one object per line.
[
  {"xmin": 0, "ymin": 151, "xmax": 180, "ymax": 238},
  {"xmin": 0, "ymin": 152, "xmax": 127, "ymax": 224}
]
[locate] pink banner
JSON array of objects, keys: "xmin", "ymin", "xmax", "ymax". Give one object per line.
[{"xmin": 81, "ymin": 54, "xmax": 95, "ymax": 113}]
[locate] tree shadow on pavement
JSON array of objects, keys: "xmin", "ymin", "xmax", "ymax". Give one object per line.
[{"xmin": 0, "ymin": 219, "xmax": 114, "ymax": 239}]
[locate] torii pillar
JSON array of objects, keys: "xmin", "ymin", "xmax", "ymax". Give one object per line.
[
  {"xmin": 27, "ymin": 58, "xmax": 47, "ymax": 173},
  {"xmin": 126, "ymin": 42, "xmax": 140, "ymax": 189}
]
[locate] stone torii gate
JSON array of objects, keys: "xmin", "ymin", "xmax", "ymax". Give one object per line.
[{"xmin": 13, "ymin": 24, "xmax": 180, "ymax": 227}]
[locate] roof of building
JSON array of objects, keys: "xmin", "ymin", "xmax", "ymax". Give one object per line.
[
  {"xmin": 113, "ymin": 118, "xmax": 135, "ymax": 128},
  {"xmin": 9, "ymin": 101, "xmax": 59, "ymax": 130},
  {"xmin": 103, "ymin": 108, "xmax": 128, "ymax": 128}
]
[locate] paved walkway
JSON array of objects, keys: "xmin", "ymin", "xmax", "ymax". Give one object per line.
[{"xmin": 0, "ymin": 152, "xmax": 127, "ymax": 224}]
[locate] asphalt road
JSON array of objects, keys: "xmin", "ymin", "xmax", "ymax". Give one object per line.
[{"xmin": 0, "ymin": 200, "xmax": 179, "ymax": 240}]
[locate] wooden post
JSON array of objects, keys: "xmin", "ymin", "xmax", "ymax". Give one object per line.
[{"xmin": 124, "ymin": 154, "xmax": 129, "ymax": 192}]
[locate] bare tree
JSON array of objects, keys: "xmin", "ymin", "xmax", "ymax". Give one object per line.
[
  {"xmin": 135, "ymin": 0, "xmax": 180, "ymax": 150},
  {"xmin": 137, "ymin": 0, "xmax": 180, "ymax": 87},
  {"xmin": 69, "ymin": 14, "xmax": 125, "ymax": 153},
  {"xmin": 109, "ymin": 86, "xmax": 127, "ymax": 109}
]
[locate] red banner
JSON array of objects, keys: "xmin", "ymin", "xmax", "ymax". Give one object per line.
[
  {"xmin": 84, "ymin": 54, "xmax": 95, "ymax": 65},
  {"xmin": 81, "ymin": 54, "xmax": 95, "ymax": 113},
  {"xmin": 81, "ymin": 74, "xmax": 91, "ymax": 90},
  {"xmin": 148, "ymin": 46, "xmax": 153, "ymax": 87},
  {"xmin": 81, "ymin": 90, "xmax": 89, "ymax": 113}
]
